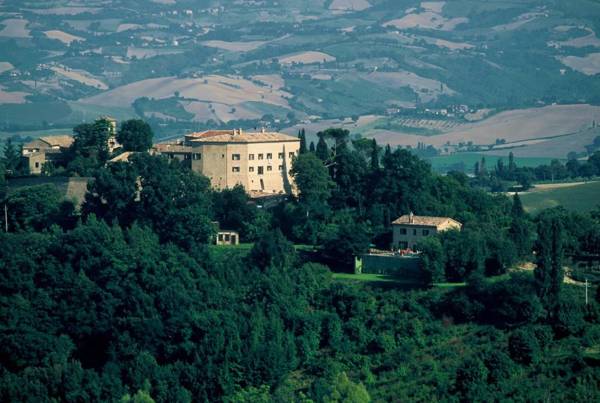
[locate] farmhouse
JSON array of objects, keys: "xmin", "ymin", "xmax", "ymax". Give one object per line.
[
  {"xmin": 392, "ymin": 213, "xmax": 462, "ymax": 250},
  {"xmin": 154, "ymin": 129, "xmax": 300, "ymax": 195},
  {"xmin": 21, "ymin": 135, "xmax": 74, "ymax": 174}
]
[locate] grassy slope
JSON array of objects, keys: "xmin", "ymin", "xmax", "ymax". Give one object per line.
[{"xmin": 521, "ymin": 181, "xmax": 600, "ymax": 215}]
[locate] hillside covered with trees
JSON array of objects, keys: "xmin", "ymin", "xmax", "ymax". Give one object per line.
[{"xmin": 1, "ymin": 124, "xmax": 600, "ymax": 401}]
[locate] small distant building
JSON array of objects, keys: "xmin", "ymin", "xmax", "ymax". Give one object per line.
[
  {"xmin": 215, "ymin": 230, "xmax": 240, "ymax": 246},
  {"xmin": 21, "ymin": 135, "xmax": 74, "ymax": 174},
  {"xmin": 392, "ymin": 212, "xmax": 462, "ymax": 250}
]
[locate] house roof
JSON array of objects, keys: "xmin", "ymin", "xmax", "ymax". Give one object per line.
[
  {"xmin": 24, "ymin": 135, "xmax": 74, "ymax": 149},
  {"xmin": 392, "ymin": 214, "xmax": 462, "ymax": 228},
  {"xmin": 153, "ymin": 143, "xmax": 193, "ymax": 153},
  {"xmin": 186, "ymin": 129, "xmax": 299, "ymax": 144}
]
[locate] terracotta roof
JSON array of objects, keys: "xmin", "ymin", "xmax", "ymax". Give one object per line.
[
  {"xmin": 153, "ymin": 143, "xmax": 192, "ymax": 153},
  {"xmin": 392, "ymin": 214, "xmax": 462, "ymax": 227},
  {"xmin": 186, "ymin": 129, "xmax": 299, "ymax": 144},
  {"xmin": 35, "ymin": 135, "xmax": 74, "ymax": 148}
]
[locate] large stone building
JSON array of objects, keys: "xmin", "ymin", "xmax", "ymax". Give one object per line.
[
  {"xmin": 21, "ymin": 135, "xmax": 74, "ymax": 174},
  {"xmin": 154, "ymin": 129, "xmax": 300, "ymax": 195},
  {"xmin": 392, "ymin": 213, "xmax": 462, "ymax": 250}
]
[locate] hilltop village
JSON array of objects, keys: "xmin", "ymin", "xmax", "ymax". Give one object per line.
[{"xmin": 1, "ymin": 116, "xmax": 600, "ymax": 402}]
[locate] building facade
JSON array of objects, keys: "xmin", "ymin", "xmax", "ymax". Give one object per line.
[
  {"xmin": 392, "ymin": 213, "xmax": 462, "ymax": 250},
  {"xmin": 21, "ymin": 135, "xmax": 74, "ymax": 174},
  {"xmin": 154, "ymin": 129, "xmax": 300, "ymax": 195}
]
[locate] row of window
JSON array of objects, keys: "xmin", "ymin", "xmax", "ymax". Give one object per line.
[
  {"xmin": 398, "ymin": 228, "xmax": 430, "ymax": 236},
  {"xmin": 235, "ymin": 152, "xmax": 294, "ymax": 161},
  {"xmin": 232, "ymin": 165, "xmax": 284, "ymax": 174},
  {"xmin": 170, "ymin": 152, "xmax": 295, "ymax": 161}
]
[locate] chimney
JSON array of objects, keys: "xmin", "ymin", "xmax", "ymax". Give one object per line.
[{"xmin": 409, "ymin": 211, "xmax": 414, "ymax": 224}]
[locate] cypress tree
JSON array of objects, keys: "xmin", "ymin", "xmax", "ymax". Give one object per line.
[
  {"xmin": 298, "ymin": 128, "xmax": 307, "ymax": 154},
  {"xmin": 2, "ymin": 138, "xmax": 21, "ymax": 173},
  {"xmin": 316, "ymin": 135, "xmax": 329, "ymax": 161},
  {"xmin": 370, "ymin": 139, "xmax": 379, "ymax": 171},
  {"xmin": 309, "ymin": 141, "xmax": 316, "ymax": 153},
  {"xmin": 534, "ymin": 211, "xmax": 564, "ymax": 322},
  {"xmin": 509, "ymin": 194, "xmax": 531, "ymax": 258}
]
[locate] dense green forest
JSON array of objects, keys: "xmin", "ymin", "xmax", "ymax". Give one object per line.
[{"xmin": 1, "ymin": 124, "xmax": 600, "ymax": 401}]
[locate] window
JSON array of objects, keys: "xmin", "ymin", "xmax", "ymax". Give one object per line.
[
  {"xmin": 278, "ymin": 165, "xmax": 283, "ymax": 171},
  {"xmin": 225, "ymin": 234, "xmax": 230, "ymax": 242},
  {"xmin": 193, "ymin": 153, "xmax": 201, "ymax": 160},
  {"xmin": 232, "ymin": 167, "xmax": 240, "ymax": 173},
  {"xmin": 278, "ymin": 152, "xmax": 284, "ymax": 159},
  {"xmin": 258, "ymin": 166, "xmax": 264, "ymax": 175},
  {"xmin": 232, "ymin": 154, "xmax": 240, "ymax": 160},
  {"xmin": 267, "ymin": 166, "xmax": 272, "ymax": 171},
  {"xmin": 184, "ymin": 154, "xmax": 191, "ymax": 160},
  {"xmin": 413, "ymin": 229, "xmax": 417, "ymax": 236},
  {"xmin": 289, "ymin": 152, "xmax": 295, "ymax": 158},
  {"xmin": 423, "ymin": 229, "xmax": 430, "ymax": 236},
  {"xmin": 218, "ymin": 234, "xmax": 224, "ymax": 241},
  {"xmin": 221, "ymin": 154, "xmax": 225, "ymax": 159},
  {"xmin": 266, "ymin": 153, "xmax": 272, "ymax": 160},
  {"xmin": 35, "ymin": 162, "xmax": 40, "ymax": 168},
  {"xmin": 258, "ymin": 154, "xmax": 264, "ymax": 160},
  {"xmin": 399, "ymin": 228, "xmax": 407, "ymax": 235},
  {"xmin": 249, "ymin": 167, "xmax": 255, "ymax": 172},
  {"xmin": 249, "ymin": 154, "xmax": 255, "ymax": 160}
]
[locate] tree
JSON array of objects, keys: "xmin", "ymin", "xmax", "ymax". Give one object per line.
[
  {"xmin": 291, "ymin": 153, "xmax": 333, "ymax": 215},
  {"xmin": 298, "ymin": 129, "xmax": 307, "ymax": 154},
  {"xmin": 509, "ymin": 194, "xmax": 532, "ymax": 259},
  {"xmin": 417, "ymin": 236, "xmax": 445, "ymax": 284},
  {"xmin": 66, "ymin": 118, "xmax": 113, "ymax": 175},
  {"xmin": 5, "ymin": 184, "xmax": 73, "ymax": 232},
  {"xmin": 508, "ymin": 327, "xmax": 540, "ymax": 365},
  {"xmin": 309, "ymin": 141, "xmax": 316, "ymax": 153},
  {"xmin": 322, "ymin": 213, "xmax": 371, "ymax": 269},
  {"xmin": 369, "ymin": 139, "xmax": 379, "ymax": 171},
  {"xmin": 0, "ymin": 162, "xmax": 6, "ymax": 200},
  {"xmin": 248, "ymin": 229, "xmax": 296, "ymax": 270},
  {"xmin": 117, "ymin": 119, "xmax": 154, "ymax": 152},
  {"xmin": 316, "ymin": 134, "xmax": 329, "ymax": 161},
  {"xmin": 83, "ymin": 162, "xmax": 140, "ymax": 226},
  {"xmin": 321, "ymin": 372, "xmax": 370, "ymax": 403},
  {"xmin": 2, "ymin": 138, "xmax": 21, "ymax": 173},
  {"xmin": 132, "ymin": 154, "xmax": 214, "ymax": 249},
  {"xmin": 455, "ymin": 357, "xmax": 488, "ymax": 399},
  {"xmin": 534, "ymin": 209, "xmax": 565, "ymax": 323}
]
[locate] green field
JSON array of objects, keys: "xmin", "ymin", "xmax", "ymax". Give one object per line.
[
  {"xmin": 520, "ymin": 181, "xmax": 600, "ymax": 215},
  {"xmin": 428, "ymin": 153, "xmax": 563, "ymax": 173}
]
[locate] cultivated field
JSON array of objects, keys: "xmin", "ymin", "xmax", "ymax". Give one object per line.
[
  {"xmin": 278, "ymin": 51, "xmax": 336, "ymax": 65},
  {"xmin": 384, "ymin": 1, "xmax": 468, "ymax": 32},
  {"xmin": 79, "ymin": 75, "xmax": 292, "ymax": 110},
  {"xmin": 0, "ymin": 18, "xmax": 30, "ymax": 38},
  {"xmin": 520, "ymin": 181, "xmax": 600, "ymax": 214},
  {"xmin": 0, "ymin": 62, "xmax": 14, "ymax": 74},
  {"xmin": 0, "ymin": 86, "xmax": 30, "ymax": 104},
  {"xmin": 50, "ymin": 66, "xmax": 108, "ymax": 90},
  {"xmin": 44, "ymin": 30, "xmax": 85, "ymax": 45},
  {"xmin": 559, "ymin": 53, "xmax": 600, "ymax": 75},
  {"xmin": 369, "ymin": 104, "xmax": 600, "ymax": 149},
  {"xmin": 329, "ymin": 0, "xmax": 371, "ymax": 11},
  {"xmin": 201, "ymin": 40, "xmax": 267, "ymax": 52}
]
